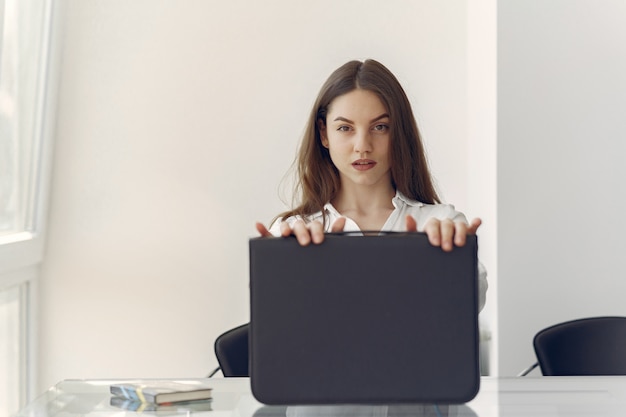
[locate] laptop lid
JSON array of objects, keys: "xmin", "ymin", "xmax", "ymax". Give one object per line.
[{"xmin": 249, "ymin": 232, "xmax": 480, "ymax": 405}]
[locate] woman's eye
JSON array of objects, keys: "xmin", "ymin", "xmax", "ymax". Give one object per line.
[
  {"xmin": 373, "ymin": 124, "xmax": 389, "ymax": 132},
  {"xmin": 337, "ymin": 125, "xmax": 351, "ymax": 132}
]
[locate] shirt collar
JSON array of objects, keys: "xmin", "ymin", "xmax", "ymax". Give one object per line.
[
  {"xmin": 324, "ymin": 191, "xmax": 424, "ymax": 214},
  {"xmin": 392, "ymin": 191, "xmax": 425, "ymax": 208},
  {"xmin": 323, "ymin": 202, "xmax": 341, "ymax": 217}
]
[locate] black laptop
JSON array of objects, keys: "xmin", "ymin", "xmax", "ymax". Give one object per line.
[{"xmin": 249, "ymin": 232, "xmax": 480, "ymax": 405}]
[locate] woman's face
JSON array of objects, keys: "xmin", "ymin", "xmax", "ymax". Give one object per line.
[{"xmin": 320, "ymin": 89, "xmax": 392, "ymax": 190}]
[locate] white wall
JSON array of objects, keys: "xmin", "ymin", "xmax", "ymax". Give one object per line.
[
  {"xmin": 45, "ymin": 0, "xmax": 626, "ymax": 388},
  {"xmin": 497, "ymin": 0, "xmax": 626, "ymax": 375},
  {"xmin": 38, "ymin": 0, "xmax": 488, "ymax": 392},
  {"xmin": 467, "ymin": 0, "xmax": 497, "ymax": 374}
]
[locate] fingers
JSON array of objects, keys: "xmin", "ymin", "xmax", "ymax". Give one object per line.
[
  {"xmin": 330, "ymin": 217, "xmax": 347, "ymax": 233},
  {"xmin": 467, "ymin": 217, "xmax": 482, "ymax": 234},
  {"xmin": 309, "ymin": 221, "xmax": 325, "ymax": 245},
  {"xmin": 405, "ymin": 215, "xmax": 417, "ymax": 232},
  {"xmin": 280, "ymin": 221, "xmax": 293, "ymax": 237},
  {"xmin": 277, "ymin": 219, "xmax": 326, "ymax": 246},
  {"xmin": 292, "ymin": 219, "xmax": 312, "ymax": 246},
  {"xmin": 440, "ymin": 219, "xmax": 455, "ymax": 251},
  {"xmin": 453, "ymin": 221, "xmax": 468, "ymax": 247},
  {"xmin": 423, "ymin": 218, "xmax": 441, "ymax": 248},
  {"xmin": 261, "ymin": 216, "xmax": 480, "ymax": 251},
  {"xmin": 423, "ymin": 218, "xmax": 455, "ymax": 252},
  {"xmin": 276, "ymin": 218, "xmax": 346, "ymax": 246},
  {"xmin": 422, "ymin": 218, "xmax": 482, "ymax": 252},
  {"xmin": 255, "ymin": 222, "xmax": 273, "ymax": 237},
  {"xmin": 454, "ymin": 218, "xmax": 481, "ymax": 247}
]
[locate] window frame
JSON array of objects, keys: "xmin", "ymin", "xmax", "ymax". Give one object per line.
[{"xmin": 0, "ymin": 0, "xmax": 59, "ymax": 409}]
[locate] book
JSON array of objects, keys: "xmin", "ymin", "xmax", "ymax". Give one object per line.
[
  {"xmin": 109, "ymin": 395, "xmax": 213, "ymax": 412},
  {"xmin": 110, "ymin": 381, "xmax": 213, "ymax": 405}
]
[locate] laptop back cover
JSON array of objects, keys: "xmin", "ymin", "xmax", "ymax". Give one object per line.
[{"xmin": 249, "ymin": 232, "xmax": 480, "ymax": 405}]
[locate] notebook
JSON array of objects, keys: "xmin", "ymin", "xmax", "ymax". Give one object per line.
[{"xmin": 249, "ymin": 232, "xmax": 480, "ymax": 405}]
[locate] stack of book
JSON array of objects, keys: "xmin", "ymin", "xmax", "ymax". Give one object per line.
[{"xmin": 109, "ymin": 381, "xmax": 213, "ymax": 412}]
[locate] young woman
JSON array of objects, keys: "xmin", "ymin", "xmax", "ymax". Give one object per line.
[{"xmin": 256, "ymin": 59, "xmax": 487, "ymax": 310}]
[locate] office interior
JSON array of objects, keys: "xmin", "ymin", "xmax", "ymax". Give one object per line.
[{"xmin": 1, "ymin": 0, "xmax": 625, "ymax": 415}]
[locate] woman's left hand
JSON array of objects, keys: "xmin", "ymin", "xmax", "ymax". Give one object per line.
[{"xmin": 406, "ymin": 215, "xmax": 482, "ymax": 252}]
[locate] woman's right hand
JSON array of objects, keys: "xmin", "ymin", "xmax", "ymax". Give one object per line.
[{"xmin": 255, "ymin": 217, "xmax": 347, "ymax": 246}]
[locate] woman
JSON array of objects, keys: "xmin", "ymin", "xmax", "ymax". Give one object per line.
[{"xmin": 256, "ymin": 59, "xmax": 487, "ymax": 310}]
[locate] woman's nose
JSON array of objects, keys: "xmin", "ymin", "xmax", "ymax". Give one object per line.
[{"xmin": 354, "ymin": 130, "xmax": 373, "ymax": 153}]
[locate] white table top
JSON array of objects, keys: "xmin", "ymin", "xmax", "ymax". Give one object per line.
[{"xmin": 13, "ymin": 376, "xmax": 626, "ymax": 417}]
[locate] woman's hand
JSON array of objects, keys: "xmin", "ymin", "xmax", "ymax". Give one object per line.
[
  {"xmin": 255, "ymin": 217, "xmax": 347, "ymax": 246},
  {"xmin": 406, "ymin": 215, "xmax": 481, "ymax": 252}
]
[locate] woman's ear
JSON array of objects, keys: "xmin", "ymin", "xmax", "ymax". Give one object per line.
[{"xmin": 318, "ymin": 119, "xmax": 329, "ymax": 148}]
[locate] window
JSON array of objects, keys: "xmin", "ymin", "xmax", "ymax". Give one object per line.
[
  {"xmin": 0, "ymin": 284, "xmax": 26, "ymax": 416},
  {"xmin": 0, "ymin": 0, "xmax": 56, "ymax": 415},
  {"xmin": 0, "ymin": 0, "xmax": 47, "ymax": 240}
]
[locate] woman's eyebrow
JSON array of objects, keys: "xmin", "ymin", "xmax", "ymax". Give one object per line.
[
  {"xmin": 333, "ymin": 113, "xmax": 389, "ymax": 123},
  {"xmin": 370, "ymin": 113, "xmax": 390, "ymax": 123}
]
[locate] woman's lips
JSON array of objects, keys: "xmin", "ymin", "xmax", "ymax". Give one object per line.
[{"xmin": 352, "ymin": 159, "xmax": 376, "ymax": 171}]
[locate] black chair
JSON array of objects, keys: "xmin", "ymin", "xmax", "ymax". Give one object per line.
[
  {"xmin": 213, "ymin": 323, "xmax": 250, "ymax": 377},
  {"xmin": 521, "ymin": 316, "xmax": 626, "ymax": 376}
]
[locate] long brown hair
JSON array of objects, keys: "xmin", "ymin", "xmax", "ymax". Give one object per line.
[{"xmin": 278, "ymin": 59, "xmax": 440, "ymax": 224}]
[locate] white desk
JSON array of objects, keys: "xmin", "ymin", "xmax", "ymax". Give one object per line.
[{"xmin": 12, "ymin": 376, "xmax": 626, "ymax": 416}]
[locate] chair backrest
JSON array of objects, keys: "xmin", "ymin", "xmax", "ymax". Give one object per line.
[
  {"xmin": 534, "ymin": 316, "xmax": 626, "ymax": 376},
  {"xmin": 214, "ymin": 323, "xmax": 249, "ymax": 377}
]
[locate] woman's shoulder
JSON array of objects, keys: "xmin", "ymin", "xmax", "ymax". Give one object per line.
[{"xmin": 395, "ymin": 193, "xmax": 466, "ymax": 221}]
